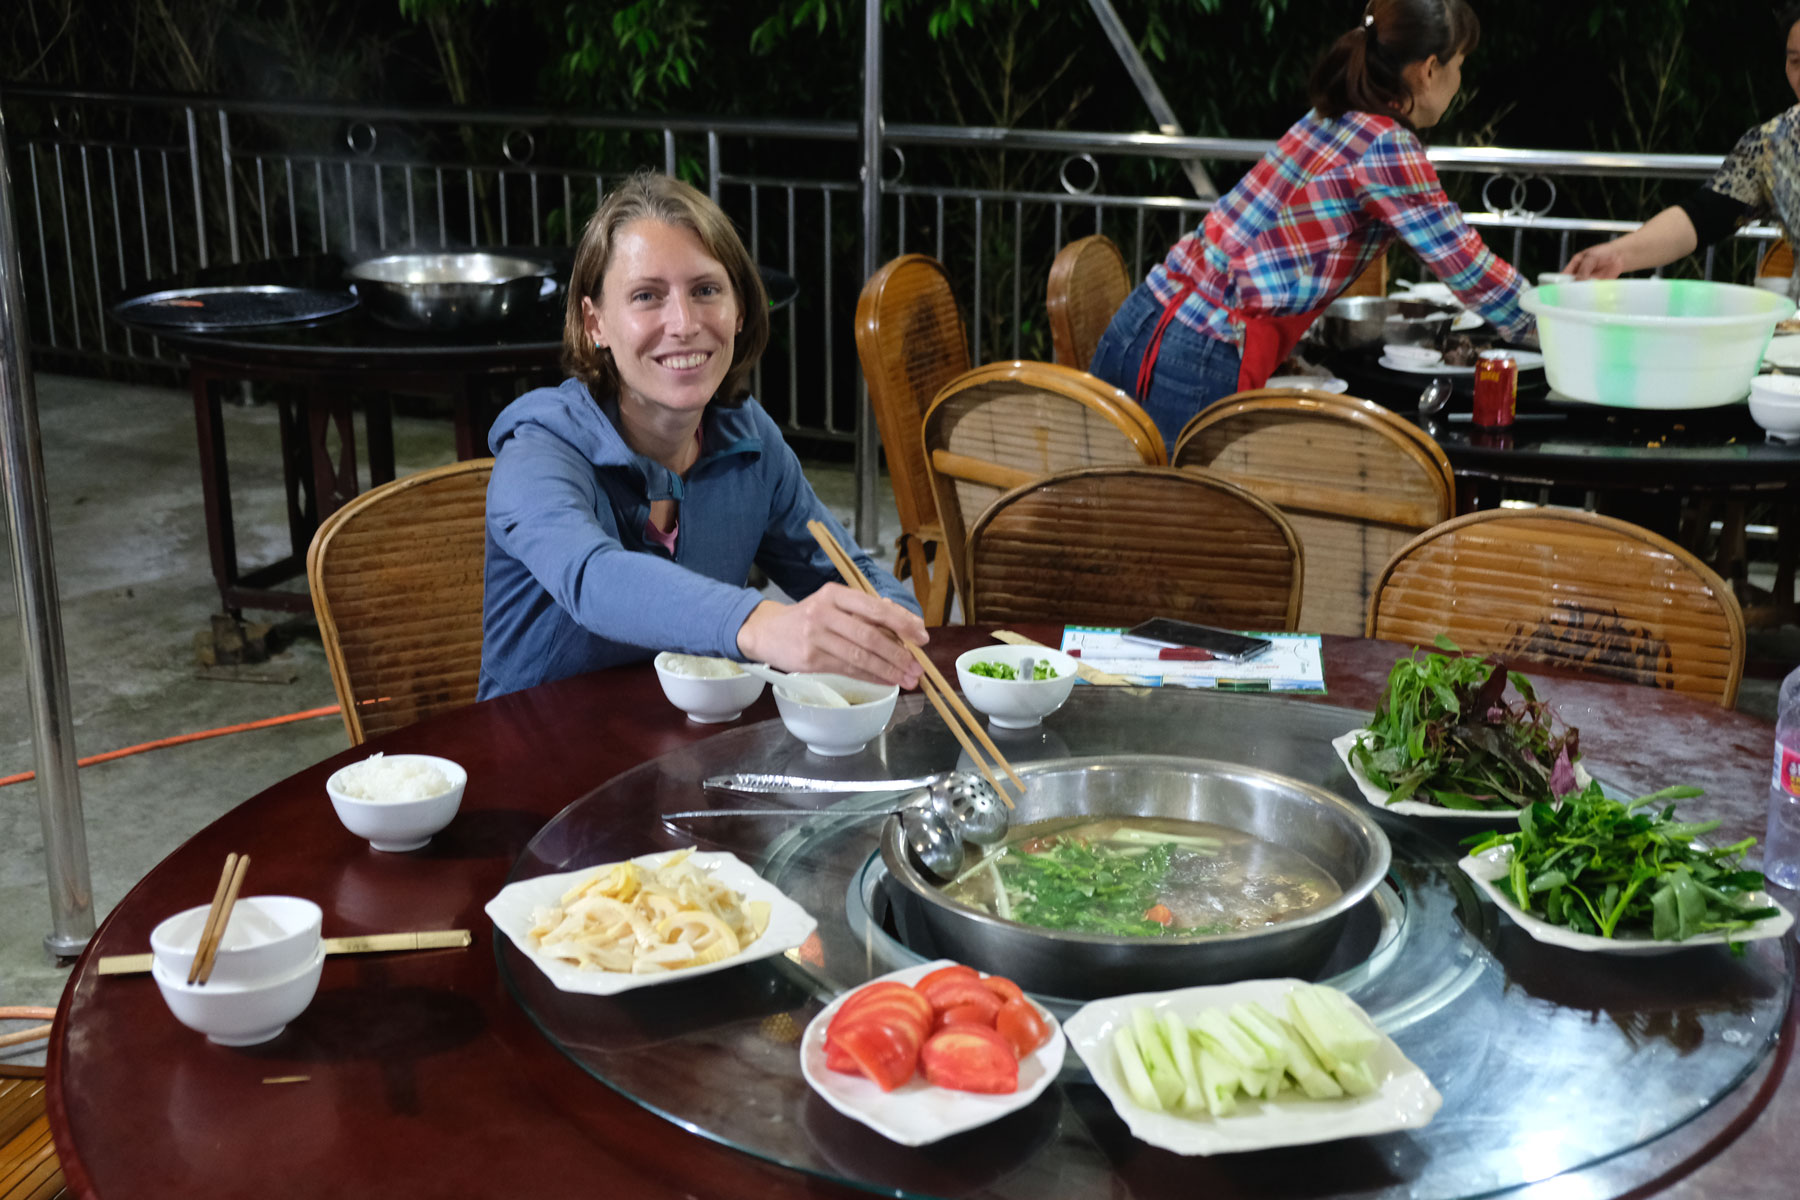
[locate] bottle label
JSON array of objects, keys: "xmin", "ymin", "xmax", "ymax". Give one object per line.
[{"xmin": 1778, "ymin": 741, "xmax": 1800, "ymax": 797}]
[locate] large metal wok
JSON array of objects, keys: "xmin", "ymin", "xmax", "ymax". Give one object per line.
[
  {"xmin": 345, "ymin": 251, "xmax": 555, "ymax": 331},
  {"xmin": 879, "ymin": 755, "xmax": 1390, "ymax": 999},
  {"xmin": 1314, "ymin": 295, "xmax": 1460, "ymax": 351}
]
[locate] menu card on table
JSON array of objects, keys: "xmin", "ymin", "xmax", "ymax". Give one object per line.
[{"xmin": 1058, "ymin": 627, "xmax": 1326, "ymax": 693}]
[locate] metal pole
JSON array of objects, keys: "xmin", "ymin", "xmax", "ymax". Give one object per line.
[
  {"xmin": 1086, "ymin": 0, "xmax": 1218, "ymax": 200},
  {"xmin": 854, "ymin": 0, "xmax": 882, "ymax": 549},
  {"xmin": 0, "ymin": 99, "xmax": 95, "ymax": 958}
]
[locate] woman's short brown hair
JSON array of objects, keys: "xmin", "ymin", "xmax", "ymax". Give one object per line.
[
  {"xmin": 1309, "ymin": 0, "xmax": 1481, "ymax": 126},
  {"xmin": 562, "ymin": 172, "xmax": 770, "ymax": 407}
]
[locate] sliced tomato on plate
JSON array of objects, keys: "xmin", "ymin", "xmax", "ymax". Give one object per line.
[
  {"xmin": 934, "ymin": 1002, "xmax": 994, "ymax": 1030},
  {"xmin": 834, "ymin": 981, "xmax": 933, "ymax": 1029},
  {"xmin": 994, "ymin": 997, "xmax": 1051, "ymax": 1058},
  {"xmin": 919, "ymin": 1024, "xmax": 1019, "ymax": 1094},
  {"xmin": 830, "ymin": 1017, "xmax": 922, "ymax": 1091},
  {"xmin": 977, "ymin": 974, "xmax": 1026, "ymax": 1005},
  {"xmin": 920, "ymin": 977, "xmax": 1003, "ymax": 1022},
  {"xmin": 914, "ymin": 964, "xmax": 986, "ymax": 993}
]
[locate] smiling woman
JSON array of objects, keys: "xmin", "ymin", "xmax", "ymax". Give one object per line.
[{"xmin": 478, "ymin": 173, "xmax": 925, "ymax": 700}]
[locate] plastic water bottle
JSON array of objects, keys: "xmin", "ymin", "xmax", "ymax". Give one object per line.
[{"xmin": 1766, "ymin": 665, "xmax": 1800, "ymax": 890}]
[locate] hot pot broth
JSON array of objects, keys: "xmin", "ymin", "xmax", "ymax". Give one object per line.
[{"xmin": 941, "ymin": 816, "xmax": 1342, "ymax": 937}]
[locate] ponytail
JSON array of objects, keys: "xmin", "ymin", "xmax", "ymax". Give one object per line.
[{"xmin": 1309, "ymin": 0, "xmax": 1481, "ymax": 124}]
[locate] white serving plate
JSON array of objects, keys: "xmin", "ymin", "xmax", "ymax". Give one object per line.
[
  {"xmin": 1330, "ymin": 729, "xmax": 1586, "ymax": 821},
  {"xmin": 1457, "ymin": 844, "xmax": 1795, "ymax": 954},
  {"xmin": 1764, "ymin": 335, "xmax": 1800, "ymax": 369},
  {"xmin": 1063, "ymin": 978, "xmax": 1440, "ymax": 1156},
  {"xmin": 799, "ymin": 959, "xmax": 1067, "ymax": 1146},
  {"xmin": 1264, "ymin": 375, "xmax": 1350, "ymax": 394},
  {"xmin": 1377, "ymin": 350, "xmax": 1543, "ymax": 376},
  {"xmin": 485, "ymin": 849, "xmax": 817, "ymax": 996}
]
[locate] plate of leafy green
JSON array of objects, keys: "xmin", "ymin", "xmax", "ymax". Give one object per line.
[
  {"xmin": 1457, "ymin": 783, "xmax": 1792, "ymax": 954},
  {"xmin": 1336, "ymin": 642, "xmax": 1586, "ymax": 818}
]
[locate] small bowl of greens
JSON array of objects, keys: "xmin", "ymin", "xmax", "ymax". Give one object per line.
[{"xmin": 955, "ymin": 644, "xmax": 1078, "ymax": 729}]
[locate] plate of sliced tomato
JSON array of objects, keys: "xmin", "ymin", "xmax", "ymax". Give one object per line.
[{"xmin": 800, "ymin": 959, "xmax": 1067, "ymax": 1146}]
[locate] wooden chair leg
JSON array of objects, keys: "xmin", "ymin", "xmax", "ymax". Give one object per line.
[{"xmin": 923, "ymin": 548, "xmax": 953, "ymax": 626}]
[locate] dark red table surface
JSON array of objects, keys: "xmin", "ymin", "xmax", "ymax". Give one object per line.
[{"xmin": 45, "ymin": 629, "xmax": 1797, "ymax": 1199}]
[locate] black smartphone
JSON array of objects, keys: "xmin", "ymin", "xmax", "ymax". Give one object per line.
[{"xmin": 1121, "ymin": 618, "xmax": 1274, "ymax": 663}]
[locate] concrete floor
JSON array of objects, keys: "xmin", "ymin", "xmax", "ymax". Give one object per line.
[{"xmin": 1, "ymin": 370, "xmax": 1793, "ymax": 1071}]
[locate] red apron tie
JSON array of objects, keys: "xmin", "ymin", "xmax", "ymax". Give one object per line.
[{"xmin": 1135, "ymin": 271, "xmax": 1330, "ymax": 401}]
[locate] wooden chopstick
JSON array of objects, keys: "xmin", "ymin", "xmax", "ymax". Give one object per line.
[
  {"xmin": 804, "ymin": 527, "xmax": 1012, "ymax": 801},
  {"xmin": 99, "ymin": 929, "xmax": 474, "ymax": 976},
  {"xmin": 806, "ymin": 521, "xmax": 1026, "ymax": 805},
  {"xmin": 193, "ymin": 854, "xmax": 250, "ymax": 985},
  {"xmin": 186, "ymin": 853, "xmax": 238, "ymax": 984}
]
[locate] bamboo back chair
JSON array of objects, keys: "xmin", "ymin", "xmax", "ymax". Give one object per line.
[
  {"xmin": 1367, "ymin": 508, "xmax": 1746, "ymax": 706},
  {"xmin": 1, "ymin": 1007, "xmax": 61, "ymax": 1200},
  {"xmin": 1173, "ymin": 388, "xmax": 1456, "ymax": 635},
  {"xmin": 1759, "ymin": 237, "xmax": 1794, "ymax": 281},
  {"xmin": 966, "ymin": 466, "xmax": 1304, "ymax": 630},
  {"xmin": 1341, "ymin": 251, "xmax": 1389, "ymax": 298},
  {"xmin": 1046, "ymin": 234, "xmax": 1132, "ymax": 371},
  {"xmin": 855, "ymin": 254, "xmax": 970, "ymax": 623},
  {"xmin": 922, "ymin": 361, "xmax": 1167, "ymax": 614},
  {"xmin": 307, "ymin": 458, "xmax": 493, "ymax": 744}
]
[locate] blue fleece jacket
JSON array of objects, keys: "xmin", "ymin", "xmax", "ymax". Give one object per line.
[{"xmin": 478, "ymin": 378, "xmax": 918, "ymax": 699}]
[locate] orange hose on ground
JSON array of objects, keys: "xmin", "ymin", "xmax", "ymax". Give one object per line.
[{"xmin": 0, "ymin": 705, "xmax": 341, "ymax": 789}]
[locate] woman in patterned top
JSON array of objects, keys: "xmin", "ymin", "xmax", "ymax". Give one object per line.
[
  {"xmin": 1090, "ymin": 0, "xmax": 1533, "ymax": 445},
  {"xmin": 1565, "ymin": 5, "xmax": 1800, "ymax": 294}
]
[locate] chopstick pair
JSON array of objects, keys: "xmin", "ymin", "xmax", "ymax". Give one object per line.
[
  {"xmin": 188, "ymin": 852, "xmax": 250, "ymax": 985},
  {"xmin": 805, "ymin": 520, "xmax": 1022, "ymax": 809}
]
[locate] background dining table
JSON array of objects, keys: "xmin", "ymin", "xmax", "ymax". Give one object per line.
[{"xmin": 43, "ymin": 627, "xmax": 1798, "ymax": 1200}]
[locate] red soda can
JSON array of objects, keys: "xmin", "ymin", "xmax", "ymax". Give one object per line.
[{"xmin": 1473, "ymin": 349, "xmax": 1518, "ymax": 427}]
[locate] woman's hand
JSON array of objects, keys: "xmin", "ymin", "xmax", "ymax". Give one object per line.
[
  {"xmin": 1564, "ymin": 242, "xmax": 1628, "ymax": 280},
  {"xmin": 735, "ymin": 585, "xmax": 928, "ymax": 688}
]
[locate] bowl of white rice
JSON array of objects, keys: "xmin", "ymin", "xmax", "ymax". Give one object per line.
[
  {"xmin": 653, "ymin": 652, "xmax": 765, "ymax": 723},
  {"xmin": 325, "ymin": 752, "xmax": 466, "ymax": 852}
]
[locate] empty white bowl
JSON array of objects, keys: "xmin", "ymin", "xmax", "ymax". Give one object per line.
[
  {"xmin": 1750, "ymin": 374, "xmax": 1800, "ymax": 440},
  {"xmin": 326, "ymin": 753, "xmax": 466, "ymax": 852},
  {"xmin": 152, "ymin": 946, "xmax": 324, "ymax": 1046},
  {"xmin": 955, "ymin": 645, "xmax": 1080, "ymax": 729},
  {"xmin": 773, "ymin": 675, "xmax": 899, "ymax": 755},
  {"xmin": 150, "ymin": 895, "xmax": 322, "ymax": 987},
  {"xmin": 653, "ymin": 652, "xmax": 766, "ymax": 723},
  {"xmin": 1383, "ymin": 342, "xmax": 1443, "ymax": 367}
]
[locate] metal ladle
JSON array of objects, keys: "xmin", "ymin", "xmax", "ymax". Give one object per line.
[
  {"xmin": 663, "ymin": 794, "xmax": 967, "ymax": 879},
  {"xmin": 701, "ymin": 770, "xmax": 1010, "ymax": 845}
]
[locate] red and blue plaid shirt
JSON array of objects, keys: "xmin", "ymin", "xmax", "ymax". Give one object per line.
[{"xmin": 1151, "ymin": 109, "xmax": 1532, "ymax": 344}]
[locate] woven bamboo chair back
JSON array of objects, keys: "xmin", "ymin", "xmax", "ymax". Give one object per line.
[
  {"xmin": 1368, "ymin": 508, "xmax": 1746, "ymax": 706},
  {"xmin": 1173, "ymin": 388, "xmax": 1455, "ymax": 635},
  {"xmin": 1046, "ymin": 234, "xmax": 1131, "ymax": 370},
  {"xmin": 923, "ymin": 362, "xmax": 1166, "ymax": 613},
  {"xmin": 1, "ymin": 1007, "xmax": 61, "ymax": 1200},
  {"xmin": 1341, "ymin": 252, "xmax": 1389, "ymax": 297},
  {"xmin": 1759, "ymin": 237, "xmax": 1794, "ymax": 280},
  {"xmin": 966, "ymin": 465, "xmax": 1303, "ymax": 629},
  {"xmin": 307, "ymin": 458, "xmax": 493, "ymax": 744}
]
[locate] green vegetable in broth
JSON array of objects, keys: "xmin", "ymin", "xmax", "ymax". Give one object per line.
[{"xmin": 967, "ymin": 659, "xmax": 1058, "ymax": 681}]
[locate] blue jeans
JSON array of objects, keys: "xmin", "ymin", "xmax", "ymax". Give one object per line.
[{"xmin": 1089, "ymin": 283, "xmax": 1242, "ymax": 449}]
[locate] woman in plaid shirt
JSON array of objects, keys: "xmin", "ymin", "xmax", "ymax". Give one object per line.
[{"xmin": 1090, "ymin": 0, "xmax": 1533, "ymax": 446}]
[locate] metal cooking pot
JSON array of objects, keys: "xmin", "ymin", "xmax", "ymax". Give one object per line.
[
  {"xmin": 879, "ymin": 755, "xmax": 1390, "ymax": 999},
  {"xmin": 1314, "ymin": 295, "xmax": 1460, "ymax": 351},
  {"xmin": 345, "ymin": 252, "xmax": 555, "ymax": 331}
]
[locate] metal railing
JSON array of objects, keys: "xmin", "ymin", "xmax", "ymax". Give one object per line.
[{"xmin": 0, "ymin": 85, "xmax": 1778, "ymax": 446}]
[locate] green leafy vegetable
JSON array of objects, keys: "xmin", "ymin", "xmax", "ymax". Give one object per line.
[
  {"xmin": 1350, "ymin": 642, "xmax": 1579, "ymax": 812},
  {"xmin": 967, "ymin": 659, "xmax": 1058, "ymax": 681},
  {"xmin": 1463, "ymin": 782, "xmax": 1778, "ymax": 950},
  {"xmin": 990, "ymin": 837, "xmax": 1224, "ymax": 937}
]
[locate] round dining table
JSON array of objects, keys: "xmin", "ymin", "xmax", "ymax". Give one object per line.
[{"xmin": 44, "ymin": 628, "xmax": 1797, "ymax": 1199}]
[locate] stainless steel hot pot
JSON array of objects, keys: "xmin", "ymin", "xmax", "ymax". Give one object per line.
[
  {"xmin": 879, "ymin": 755, "xmax": 1391, "ymax": 999},
  {"xmin": 1314, "ymin": 295, "xmax": 1460, "ymax": 351},
  {"xmin": 345, "ymin": 252, "xmax": 555, "ymax": 331}
]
